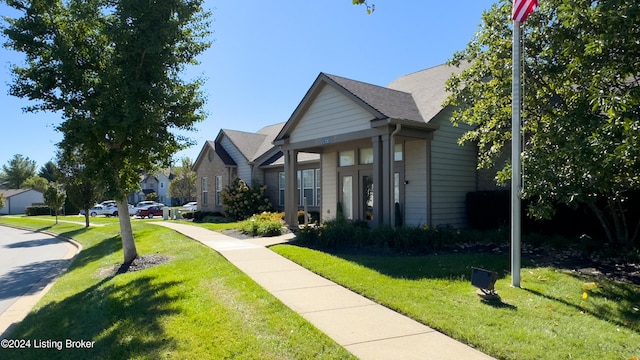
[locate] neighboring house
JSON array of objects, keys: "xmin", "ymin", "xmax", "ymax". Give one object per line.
[
  {"xmin": 0, "ymin": 189, "xmax": 45, "ymax": 215},
  {"xmin": 275, "ymin": 63, "xmax": 481, "ymax": 228},
  {"xmin": 193, "ymin": 123, "xmax": 321, "ymax": 214},
  {"xmin": 128, "ymin": 170, "xmax": 176, "ymax": 206}
]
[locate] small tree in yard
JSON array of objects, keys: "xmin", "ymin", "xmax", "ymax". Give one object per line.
[
  {"xmin": 44, "ymin": 184, "xmax": 66, "ymax": 225},
  {"xmin": 169, "ymin": 157, "xmax": 197, "ymax": 204},
  {"xmin": 221, "ymin": 179, "xmax": 272, "ymax": 221}
]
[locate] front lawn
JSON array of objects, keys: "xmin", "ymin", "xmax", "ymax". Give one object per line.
[
  {"xmin": 0, "ymin": 216, "xmax": 354, "ymax": 359},
  {"xmin": 271, "ymin": 244, "xmax": 640, "ymax": 360}
]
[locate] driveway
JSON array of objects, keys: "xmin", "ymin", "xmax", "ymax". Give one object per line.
[{"xmin": 0, "ymin": 226, "xmax": 80, "ymax": 337}]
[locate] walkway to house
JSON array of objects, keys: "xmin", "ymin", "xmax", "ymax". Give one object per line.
[{"xmin": 156, "ymin": 222, "xmax": 495, "ymax": 360}]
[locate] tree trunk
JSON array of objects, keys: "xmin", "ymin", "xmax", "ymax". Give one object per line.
[
  {"xmin": 84, "ymin": 209, "xmax": 90, "ymax": 228},
  {"xmin": 587, "ymin": 201, "xmax": 615, "ymax": 244},
  {"xmin": 117, "ymin": 198, "xmax": 138, "ymax": 263}
]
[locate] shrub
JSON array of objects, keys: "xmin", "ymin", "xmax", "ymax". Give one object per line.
[
  {"xmin": 25, "ymin": 205, "xmax": 51, "ymax": 216},
  {"xmin": 221, "ymin": 179, "xmax": 272, "ymax": 221},
  {"xmin": 297, "ymin": 210, "xmax": 320, "ymax": 225},
  {"xmin": 294, "ymin": 219, "xmax": 511, "ymax": 252},
  {"xmin": 237, "ymin": 212, "xmax": 284, "ymax": 237}
]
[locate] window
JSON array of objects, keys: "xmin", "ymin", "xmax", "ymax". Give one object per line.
[
  {"xmin": 339, "ymin": 150, "xmax": 355, "ymax": 166},
  {"xmin": 279, "ymin": 172, "xmax": 285, "ymax": 206},
  {"xmin": 394, "ymin": 143, "xmax": 403, "ymax": 161},
  {"xmin": 160, "ymin": 182, "xmax": 164, "ymax": 188},
  {"xmin": 302, "ymin": 169, "xmax": 315, "ymax": 207},
  {"xmin": 280, "ymin": 169, "xmax": 320, "ymax": 207},
  {"xmin": 359, "ymin": 147, "xmax": 373, "ymax": 164},
  {"xmin": 201, "ymin": 177, "xmax": 208, "ymax": 207},
  {"xmin": 215, "ymin": 176, "xmax": 222, "ymax": 206},
  {"xmin": 316, "ymin": 169, "xmax": 321, "ymax": 207}
]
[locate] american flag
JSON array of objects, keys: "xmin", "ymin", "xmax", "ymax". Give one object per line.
[{"xmin": 512, "ymin": 0, "xmax": 538, "ymax": 23}]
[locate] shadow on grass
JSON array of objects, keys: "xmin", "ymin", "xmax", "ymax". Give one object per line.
[
  {"xmin": 4, "ymin": 273, "xmax": 181, "ymax": 359},
  {"xmin": 524, "ymin": 286, "xmax": 640, "ymax": 333},
  {"xmin": 306, "ymin": 245, "xmax": 514, "ymax": 281}
]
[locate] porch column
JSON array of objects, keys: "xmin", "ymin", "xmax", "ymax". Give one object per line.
[
  {"xmin": 381, "ymin": 134, "xmax": 393, "ymax": 226},
  {"xmin": 284, "ymin": 149, "xmax": 298, "ymax": 228}
]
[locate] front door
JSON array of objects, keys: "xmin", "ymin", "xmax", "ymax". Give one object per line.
[
  {"xmin": 340, "ymin": 173, "xmax": 354, "ymax": 220},
  {"xmin": 361, "ymin": 173, "xmax": 374, "ymax": 222}
]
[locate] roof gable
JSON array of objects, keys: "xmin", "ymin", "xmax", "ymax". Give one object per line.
[{"xmin": 275, "ymin": 72, "xmax": 423, "ymax": 143}]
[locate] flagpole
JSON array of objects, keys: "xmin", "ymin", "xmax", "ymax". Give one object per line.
[{"xmin": 511, "ymin": 19, "xmax": 522, "ymax": 288}]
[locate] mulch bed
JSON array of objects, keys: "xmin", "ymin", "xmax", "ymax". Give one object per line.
[{"xmin": 97, "ymin": 254, "xmax": 173, "ymax": 278}]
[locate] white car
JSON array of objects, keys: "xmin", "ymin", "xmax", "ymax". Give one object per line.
[
  {"xmin": 83, "ymin": 205, "xmax": 115, "ymax": 217},
  {"xmin": 81, "ymin": 203, "xmax": 135, "ymax": 217},
  {"xmin": 182, "ymin": 202, "xmax": 197, "ymax": 211}
]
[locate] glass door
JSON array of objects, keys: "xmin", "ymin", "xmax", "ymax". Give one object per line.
[
  {"xmin": 340, "ymin": 175, "xmax": 353, "ymax": 220},
  {"xmin": 361, "ymin": 174, "xmax": 374, "ymax": 221}
]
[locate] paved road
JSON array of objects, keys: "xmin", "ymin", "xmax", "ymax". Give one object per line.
[{"xmin": 0, "ymin": 226, "xmax": 79, "ymax": 337}]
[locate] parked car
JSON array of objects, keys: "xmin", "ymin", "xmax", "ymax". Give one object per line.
[
  {"xmin": 135, "ymin": 205, "xmax": 164, "ymax": 219},
  {"xmin": 182, "ymin": 201, "xmax": 197, "ymax": 211},
  {"xmin": 108, "ymin": 203, "xmax": 136, "ymax": 217},
  {"xmin": 80, "ymin": 203, "xmax": 135, "ymax": 217},
  {"xmin": 81, "ymin": 205, "xmax": 114, "ymax": 217},
  {"xmin": 134, "ymin": 200, "xmax": 164, "ymax": 211}
]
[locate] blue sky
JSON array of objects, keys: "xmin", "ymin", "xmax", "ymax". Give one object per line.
[{"xmin": 0, "ymin": 0, "xmax": 496, "ymax": 172}]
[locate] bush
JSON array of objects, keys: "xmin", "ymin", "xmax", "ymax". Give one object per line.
[
  {"xmin": 237, "ymin": 212, "xmax": 284, "ymax": 237},
  {"xmin": 25, "ymin": 205, "xmax": 51, "ymax": 216},
  {"xmin": 297, "ymin": 210, "xmax": 320, "ymax": 225},
  {"xmin": 295, "ymin": 218, "xmax": 510, "ymax": 252},
  {"xmin": 221, "ymin": 179, "xmax": 272, "ymax": 221}
]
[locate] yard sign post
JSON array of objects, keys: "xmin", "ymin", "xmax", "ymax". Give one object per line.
[{"xmin": 511, "ymin": 0, "xmax": 538, "ymax": 288}]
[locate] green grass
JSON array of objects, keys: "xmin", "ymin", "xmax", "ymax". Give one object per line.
[
  {"xmin": 0, "ymin": 216, "xmax": 354, "ymax": 359},
  {"xmin": 271, "ymin": 244, "xmax": 640, "ymax": 360}
]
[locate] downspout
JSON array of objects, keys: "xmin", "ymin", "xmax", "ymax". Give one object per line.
[{"xmin": 390, "ymin": 123, "xmax": 401, "ymax": 227}]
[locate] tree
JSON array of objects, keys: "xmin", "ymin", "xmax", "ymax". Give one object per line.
[
  {"xmin": 0, "ymin": 193, "xmax": 4, "ymax": 210},
  {"xmin": 0, "ymin": 154, "xmax": 36, "ymax": 189},
  {"xmin": 44, "ymin": 183, "xmax": 66, "ymax": 225},
  {"xmin": 445, "ymin": 0, "xmax": 640, "ymax": 246},
  {"xmin": 3, "ymin": 0, "xmax": 212, "ymax": 263},
  {"xmin": 145, "ymin": 192, "xmax": 160, "ymax": 202},
  {"xmin": 57, "ymin": 148, "xmax": 104, "ymax": 228},
  {"xmin": 169, "ymin": 157, "xmax": 196, "ymax": 204},
  {"xmin": 23, "ymin": 176, "xmax": 49, "ymax": 193},
  {"xmin": 38, "ymin": 161, "xmax": 59, "ymax": 183},
  {"xmin": 352, "ymin": 0, "xmax": 375, "ymax": 14}
]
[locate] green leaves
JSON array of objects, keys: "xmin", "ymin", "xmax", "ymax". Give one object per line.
[{"xmin": 446, "ymin": 0, "xmax": 640, "ymax": 244}]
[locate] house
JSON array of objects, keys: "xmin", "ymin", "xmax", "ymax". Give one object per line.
[
  {"xmin": 0, "ymin": 189, "xmax": 45, "ymax": 215},
  {"xmin": 196, "ymin": 63, "xmax": 488, "ymax": 228},
  {"xmin": 274, "ymin": 63, "xmax": 480, "ymax": 228},
  {"xmin": 193, "ymin": 123, "xmax": 320, "ymax": 214},
  {"xmin": 128, "ymin": 170, "xmax": 176, "ymax": 206}
]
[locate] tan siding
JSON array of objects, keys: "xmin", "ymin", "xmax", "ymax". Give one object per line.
[
  {"xmin": 220, "ymin": 137, "xmax": 252, "ymax": 181},
  {"xmin": 430, "ymin": 108, "xmax": 477, "ymax": 228},
  {"xmin": 290, "ymin": 86, "xmax": 372, "ymax": 143},
  {"xmin": 321, "ymin": 151, "xmax": 337, "ymax": 222},
  {"xmin": 404, "ymin": 139, "xmax": 429, "ymax": 226}
]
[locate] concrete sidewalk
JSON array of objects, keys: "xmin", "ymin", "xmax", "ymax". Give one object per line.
[{"xmin": 156, "ymin": 222, "xmax": 495, "ymax": 360}]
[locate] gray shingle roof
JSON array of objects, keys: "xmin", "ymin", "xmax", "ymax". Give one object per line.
[
  {"xmin": 222, "ymin": 122, "xmax": 285, "ymax": 162},
  {"xmin": 387, "ymin": 62, "xmax": 470, "ymax": 121},
  {"xmin": 323, "ymin": 73, "xmax": 424, "ymax": 123}
]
